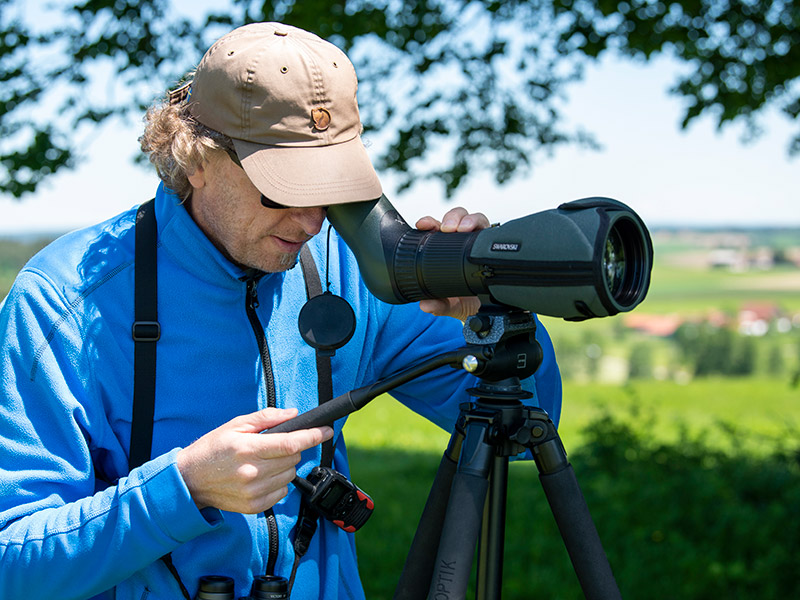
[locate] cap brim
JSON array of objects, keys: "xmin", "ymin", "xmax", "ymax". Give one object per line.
[{"xmin": 233, "ymin": 136, "xmax": 383, "ymax": 207}]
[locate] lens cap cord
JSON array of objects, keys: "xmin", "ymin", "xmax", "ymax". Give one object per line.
[{"xmin": 298, "ymin": 225, "xmax": 356, "ymax": 356}]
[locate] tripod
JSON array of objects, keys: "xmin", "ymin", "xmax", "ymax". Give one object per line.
[{"xmin": 269, "ymin": 307, "xmax": 621, "ymax": 599}]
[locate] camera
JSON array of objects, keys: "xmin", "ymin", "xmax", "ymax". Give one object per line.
[{"xmin": 294, "ymin": 466, "xmax": 374, "ymax": 533}]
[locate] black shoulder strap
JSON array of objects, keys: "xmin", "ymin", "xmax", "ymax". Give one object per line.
[
  {"xmin": 129, "ymin": 207, "xmax": 334, "ymax": 471},
  {"xmin": 299, "ymin": 244, "xmax": 335, "ymax": 468},
  {"xmin": 130, "ymin": 200, "xmax": 191, "ymax": 600},
  {"xmin": 130, "ymin": 199, "xmax": 160, "ymax": 472}
]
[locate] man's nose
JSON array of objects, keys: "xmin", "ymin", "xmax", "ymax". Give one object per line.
[{"xmin": 292, "ymin": 206, "xmax": 327, "ymax": 237}]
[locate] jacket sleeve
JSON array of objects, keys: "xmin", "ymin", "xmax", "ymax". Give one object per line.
[
  {"xmin": 0, "ymin": 272, "xmax": 222, "ymax": 599},
  {"xmin": 363, "ymin": 299, "xmax": 562, "ymax": 432}
]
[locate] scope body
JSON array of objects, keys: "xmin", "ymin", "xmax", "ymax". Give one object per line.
[{"xmin": 327, "ymin": 195, "xmax": 652, "ymax": 321}]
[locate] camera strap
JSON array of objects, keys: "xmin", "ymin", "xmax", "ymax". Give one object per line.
[
  {"xmin": 287, "ymin": 245, "xmax": 336, "ymax": 593},
  {"xmin": 130, "ymin": 199, "xmax": 160, "ymax": 473},
  {"xmin": 130, "ymin": 199, "xmax": 192, "ymax": 600},
  {"xmin": 298, "ymin": 243, "xmax": 334, "ymax": 468}
]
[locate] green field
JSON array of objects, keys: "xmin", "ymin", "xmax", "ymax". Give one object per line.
[
  {"xmin": 637, "ymin": 263, "xmax": 800, "ymax": 315},
  {"xmin": 0, "ymin": 235, "xmax": 53, "ymax": 299},
  {"xmin": 347, "ymin": 376, "xmax": 800, "ymax": 457}
]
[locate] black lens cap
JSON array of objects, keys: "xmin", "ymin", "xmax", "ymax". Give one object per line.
[{"xmin": 298, "ymin": 292, "xmax": 356, "ymax": 356}]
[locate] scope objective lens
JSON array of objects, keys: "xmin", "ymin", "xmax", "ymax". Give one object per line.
[{"xmin": 603, "ymin": 227, "xmax": 627, "ymax": 298}]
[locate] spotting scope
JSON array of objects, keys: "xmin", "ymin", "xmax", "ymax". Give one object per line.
[{"xmin": 327, "ymin": 195, "xmax": 652, "ymax": 321}]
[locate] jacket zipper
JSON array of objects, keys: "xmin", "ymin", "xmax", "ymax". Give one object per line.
[{"xmin": 244, "ymin": 275, "xmax": 280, "ymax": 576}]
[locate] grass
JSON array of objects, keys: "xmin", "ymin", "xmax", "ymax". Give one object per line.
[
  {"xmin": 642, "ymin": 264, "xmax": 800, "ymax": 315},
  {"xmin": 557, "ymin": 377, "xmax": 800, "ymax": 453},
  {"xmin": 0, "ymin": 236, "xmax": 53, "ymax": 299},
  {"xmin": 346, "ymin": 376, "xmax": 800, "ymax": 458}
]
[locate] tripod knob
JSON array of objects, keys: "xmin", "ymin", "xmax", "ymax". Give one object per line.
[
  {"xmin": 468, "ymin": 314, "xmax": 493, "ymax": 336},
  {"xmin": 462, "ymin": 355, "xmax": 480, "ymax": 372}
]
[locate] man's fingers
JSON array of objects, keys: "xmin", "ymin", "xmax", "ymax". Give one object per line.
[
  {"xmin": 439, "ymin": 207, "xmax": 469, "ymax": 232},
  {"xmin": 419, "ymin": 297, "xmax": 481, "ymax": 321},
  {"xmin": 454, "ymin": 212, "xmax": 489, "ymax": 232},
  {"xmin": 415, "ymin": 208, "xmax": 489, "ymax": 233},
  {"xmin": 415, "ymin": 215, "xmax": 442, "ymax": 231},
  {"xmin": 415, "ymin": 207, "xmax": 468, "ymax": 232},
  {"xmin": 418, "ymin": 298, "xmax": 451, "ymax": 316},
  {"xmin": 255, "ymin": 425, "xmax": 334, "ymax": 460}
]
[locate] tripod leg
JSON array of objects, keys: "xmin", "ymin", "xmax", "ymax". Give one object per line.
[
  {"xmin": 394, "ymin": 429, "xmax": 464, "ymax": 600},
  {"xmin": 426, "ymin": 421, "xmax": 494, "ymax": 600},
  {"xmin": 536, "ymin": 439, "xmax": 622, "ymax": 600},
  {"xmin": 477, "ymin": 455, "xmax": 508, "ymax": 600}
]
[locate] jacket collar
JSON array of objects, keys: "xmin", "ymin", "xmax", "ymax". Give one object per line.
[{"xmin": 152, "ymin": 183, "xmax": 270, "ymax": 287}]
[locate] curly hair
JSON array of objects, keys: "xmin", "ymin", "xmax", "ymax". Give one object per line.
[{"xmin": 139, "ymin": 93, "xmax": 234, "ymax": 200}]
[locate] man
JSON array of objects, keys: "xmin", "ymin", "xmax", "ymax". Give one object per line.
[{"xmin": 0, "ymin": 22, "xmax": 561, "ymax": 600}]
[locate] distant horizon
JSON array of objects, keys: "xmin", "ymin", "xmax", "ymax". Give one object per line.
[{"xmin": 3, "ymin": 221, "xmax": 800, "ymax": 242}]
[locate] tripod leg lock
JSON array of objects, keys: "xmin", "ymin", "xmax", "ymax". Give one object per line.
[
  {"xmin": 532, "ymin": 439, "xmax": 570, "ymax": 475},
  {"xmin": 514, "ymin": 411, "xmax": 570, "ymax": 475}
]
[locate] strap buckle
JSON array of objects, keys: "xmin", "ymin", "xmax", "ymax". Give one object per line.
[{"xmin": 132, "ymin": 321, "xmax": 161, "ymax": 342}]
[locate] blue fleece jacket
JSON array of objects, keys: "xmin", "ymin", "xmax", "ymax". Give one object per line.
[{"xmin": 0, "ymin": 185, "xmax": 561, "ymax": 600}]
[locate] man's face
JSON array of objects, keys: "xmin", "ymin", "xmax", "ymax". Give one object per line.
[{"xmin": 186, "ymin": 152, "xmax": 327, "ymax": 273}]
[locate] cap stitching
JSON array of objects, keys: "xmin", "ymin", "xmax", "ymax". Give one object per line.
[
  {"xmin": 242, "ymin": 66, "xmax": 256, "ymax": 140},
  {"xmin": 288, "ymin": 36, "xmax": 329, "ymax": 143},
  {"xmin": 311, "ymin": 63, "xmax": 329, "ymax": 143}
]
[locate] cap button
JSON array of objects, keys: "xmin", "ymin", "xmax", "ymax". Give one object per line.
[{"xmin": 274, "ymin": 30, "xmax": 288, "ymax": 37}]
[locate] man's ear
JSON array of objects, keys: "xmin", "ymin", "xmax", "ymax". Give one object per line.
[{"xmin": 187, "ymin": 163, "xmax": 206, "ymax": 190}]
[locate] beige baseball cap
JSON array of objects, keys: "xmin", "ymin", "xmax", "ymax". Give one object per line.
[{"xmin": 188, "ymin": 22, "xmax": 382, "ymax": 207}]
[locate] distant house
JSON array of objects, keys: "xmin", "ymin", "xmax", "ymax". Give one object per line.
[
  {"xmin": 623, "ymin": 314, "xmax": 684, "ymax": 337},
  {"xmin": 738, "ymin": 302, "xmax": 782, "ymax": 336},
  {"xmin": 709, "ymin": 248, "xmax": 748, "ymax": 271},
  {"xmin": 708, "ymin": 247, "xmax": 775, "ymax": 271},
  {"xmin": 624, "ymin": 303, "xmax": 796, "ymax": 338}
]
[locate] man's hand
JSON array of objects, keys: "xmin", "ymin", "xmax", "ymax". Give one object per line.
[
  {"xmin": 415, "ymin": 207, "xmax": 490, "ymax": 321},
  {"xmin": 176, "ymin": 408, "xmax": 333, "ymax": 514}
]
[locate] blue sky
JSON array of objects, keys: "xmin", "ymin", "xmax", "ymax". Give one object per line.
[{"xmin": 1, "ymin": 49, "xmax": 798, "ymax": 235}]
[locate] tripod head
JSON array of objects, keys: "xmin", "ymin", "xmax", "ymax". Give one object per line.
[{"xmin": 458, "ymin": 306, "xmax": 544, "ymax": 404}]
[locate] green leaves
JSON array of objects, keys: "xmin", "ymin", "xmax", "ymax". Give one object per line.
[
  {"xmin": 3, "ymin": 0, "xmax": 796, "ymax": 200},
  {"xmin": 0, "ymin": 0, "xmax": 593, "ymax": 200},
  {"xmin": 554, "ymin": 0, "xmax": 800, "ymax": 148},
  {"xmin": 0, "ymin": 0, "xmax": 206, "ymax": 197}
]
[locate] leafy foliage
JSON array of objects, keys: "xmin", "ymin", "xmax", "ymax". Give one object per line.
[
  {"xmin": 554, "ymin": 0, "xmax": 800, "ymax": 148},
  {"xmin": 0, "ymin": 0, "xmax": 206, "ymax": 195},
  {"xmin": 1, "ymin": 0, "xmax": 592, "ymax": 199},
  {"xmin": 572, "ymin": 411, "xmax": 800, "ymax": 598},
  {"xmin": 674, "ymin": 321, "xmax": 762, "ymax": 377},
  {"xmin": 2, "ymin": 0, "xmax": 798, "ymax": 199}
]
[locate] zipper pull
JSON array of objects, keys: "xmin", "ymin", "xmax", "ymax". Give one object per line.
[{"xmin": 246, "ymin": 277, "xmax": 260, "ymax": 310}]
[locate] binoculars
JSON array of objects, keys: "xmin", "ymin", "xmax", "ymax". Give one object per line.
[{"xmin": 195, "ymin": 575, "xmax": 287, "ymax": 600}]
